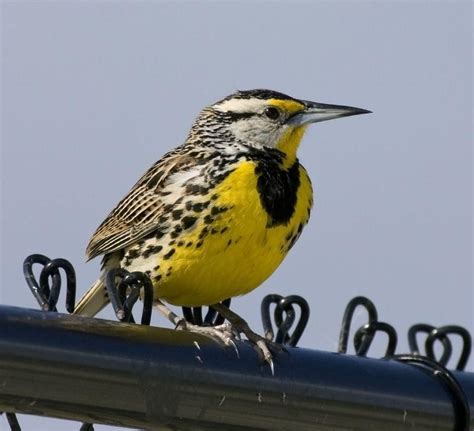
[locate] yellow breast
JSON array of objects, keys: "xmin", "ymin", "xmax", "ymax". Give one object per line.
[{"xmin": 155, "ymin": 160, "xmax": 313, "ymax": 306}]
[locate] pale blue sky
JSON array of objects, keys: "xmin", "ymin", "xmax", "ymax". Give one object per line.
[{"xmin": 1, "ymin": 1, "xmax": 472, "ymax": 430}]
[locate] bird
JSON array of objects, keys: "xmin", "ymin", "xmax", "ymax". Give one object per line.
[{"xmin": 74, "ymin": 89, "xmax": 370, "ymax": 364}]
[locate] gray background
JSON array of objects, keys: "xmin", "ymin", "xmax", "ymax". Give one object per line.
[{"xmin": 1, "ymin": 1, "xmax": 472, "ymax": 430}]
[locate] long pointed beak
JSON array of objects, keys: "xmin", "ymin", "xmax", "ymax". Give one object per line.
[{"xmin": 288, "ymin": 101, "xmax": 372, "ymax": 126}]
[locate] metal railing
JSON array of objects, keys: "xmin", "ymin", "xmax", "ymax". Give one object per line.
[{"xmin": 0, "ymin": 254, "xmax": 472, "ymax": 430}]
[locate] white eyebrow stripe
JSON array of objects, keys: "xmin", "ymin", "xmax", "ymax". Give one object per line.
[{"xmin": 214, "ymin": 98, "xmax": 266, "ymax": 113}]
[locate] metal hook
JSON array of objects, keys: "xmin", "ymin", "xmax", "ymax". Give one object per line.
[
  {"xmin": 390, "ymin": 354, "xmax": 470, "ymax": 431},
  {"xmin": 425, "ymin": 326, "xmax": 472, "ymax": 371},
  {"xmin": 40, "ymin": 259, "xmax": 76, "ymax": 313},
  {"xmin": 182, "ymin": 298, "xmax": 231, "ymax": 326},
  {"xmin": 354, "ymin": 321, "xmax": 398, "ymax": 357},
  {"xmin": 1, "ymin": 412, "xmax": 21, "ymax": 431},
  {"xmin": 105, "ymin": 269, "xmax": 153, "ymax": 325},
  {"xmin": 23, "ymin": 254, "xmax": 57, "ymax": 310},
  {"xmin": 261, "ymin": 294, "xmax": 310, "ymax": 347},
  {"xmin": 338, "ymin": 296, "xmax": 378, "ymax": 354},
  {"xmin": 23, "ymin": 254, "xmax": 76, "ymax": 313},
  {"xmin": 408, "ymin": 324, "xmax": 453, "ymax": 366}
]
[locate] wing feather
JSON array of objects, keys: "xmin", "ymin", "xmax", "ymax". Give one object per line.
[{"xmin": 86, "ymin": 148, "xmax": 199, "ymax": 260}]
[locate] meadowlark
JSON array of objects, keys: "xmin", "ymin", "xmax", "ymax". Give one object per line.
[{"xmin": 74, "ymin": 89, "xmax": 370, "ymax": 364}]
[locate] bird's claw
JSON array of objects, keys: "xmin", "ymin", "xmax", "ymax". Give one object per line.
[
  {"xmin": 177, "ymin": 321, "xmax": 240, "ymax": 357},
  {"xmin": 255, "ymin": 339, "xmax": 275, "ymax": 375},
  {"xmin": 177, "ymin": 305, "xmax": 282, "ymax": 374}
]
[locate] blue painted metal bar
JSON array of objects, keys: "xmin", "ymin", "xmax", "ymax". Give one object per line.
[{"xmin": 0, "ymin": 305, "xmax": 472, "ymax": 430}]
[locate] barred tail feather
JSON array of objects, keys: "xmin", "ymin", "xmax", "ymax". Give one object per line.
[{"xmin": 73, "ymin": 279, "xmax": 109, "ymax": 317}]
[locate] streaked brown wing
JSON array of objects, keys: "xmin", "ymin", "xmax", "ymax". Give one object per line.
[{"xmin": 86, "ymin": 148, "xmax": 197, "ymax": 260}]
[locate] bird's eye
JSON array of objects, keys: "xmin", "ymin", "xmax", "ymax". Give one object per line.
[{"xmin": 264, "ymin": 107, "xmax": 280, "ymax": 120}]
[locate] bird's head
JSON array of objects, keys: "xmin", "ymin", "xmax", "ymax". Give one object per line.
[{"xmin": 191, "ymin": 89, "xmax": 371, "ymax": 166}]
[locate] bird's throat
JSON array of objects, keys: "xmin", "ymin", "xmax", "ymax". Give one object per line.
[{"xmin": 275, "ymin": 126, "xmax": 307, "ymax": 168}]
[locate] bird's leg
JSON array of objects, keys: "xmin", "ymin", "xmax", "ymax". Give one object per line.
[
  {"xmin": 211, "ymin": 302, "xmax": 282, "ymax": 372},
  {"xmin": 153, "ymin": 299, "xmax": 184, "ymax": 327},
  {"xmin": 153, "ymin": 300, "xmax": 239, "ymax": 353}
]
